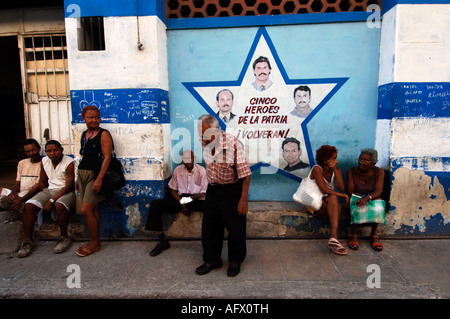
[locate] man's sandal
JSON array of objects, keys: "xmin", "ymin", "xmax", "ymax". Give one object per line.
[
  {"xmin": 76, "ymin": 245, "xmax": 100, "ymax": 257},
  {"xmin": 327, "ymin": 238, "xmax": 348, "ymax": 255},
  {"xmin": 370, "ymin": 236, "xmax": 383, "ymax": 252},
  {"xmin": 348, "ymin": 234, "xmax": 359, "ymax": 250}
]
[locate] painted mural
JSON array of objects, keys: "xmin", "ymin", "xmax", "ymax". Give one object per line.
[
  {"xmin": 169, "ymin": 24, "xmax": 381, "ymax": 200},
  {"xmin": 184, "ymin": 28, "xmax": 347, "ymax": 182}
]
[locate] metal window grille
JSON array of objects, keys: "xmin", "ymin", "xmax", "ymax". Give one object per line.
[
  {"xmin": 21, "ymin": 34, "xmax": 73, "ymax": 150},
  {"xmin": 23, "ymin": 34, "xmax": 69, "ymax": 99}
]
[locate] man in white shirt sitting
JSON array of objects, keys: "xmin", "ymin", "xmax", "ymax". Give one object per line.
[
  {"xmin": 18, "ymin": 140, "xmax": 75, "ymax": 258},
  {"xmin": 0, "ymin": 139, "xmax": 42, "ymax": 212},
  {"xmin": 145, "ymin": 149, "xmax": 208, "ymax": 256}
]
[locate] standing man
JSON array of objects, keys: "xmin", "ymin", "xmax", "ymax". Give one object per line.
[
  {"xmin": 216, "ymin": 89, "xmax": 235, "ymax": 123},
  {"xmin": 18, "ymin": 140, "xmax": 75, "ymax": 258},
  {"xmin": 196, "ymin": 114, "xmax": 251, "ymax": 277},
  {"xmin": 251, "ymin": 56, "xmax": 273, "ymax": 91},
  {"xmin": 0, "ymin": 139, "xmax": 42, "ymax": 212},
  {"xmin": 145, "ymin": 149, "xmax": 208, "ymax": 256},
  {"xmin": 291, "ymin": 85, "xmax": 313, "ymax": 118}
]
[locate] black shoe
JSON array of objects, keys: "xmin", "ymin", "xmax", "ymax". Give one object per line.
[
  {"xmin": 195, "ymin": 262, "xmax": 223, "ymax": 275},
  {"xmin": 149, "ymin": 240, "xmax": 170, "ymax": 257},
  {"xmin": 227, "ymin": 262, "xmax": 241, "ymax": 277}
]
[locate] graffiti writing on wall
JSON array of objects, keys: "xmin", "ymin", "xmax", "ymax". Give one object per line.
[{"xmin": 71, "ymin": 88, "xmax": 170, "ymax": 124}]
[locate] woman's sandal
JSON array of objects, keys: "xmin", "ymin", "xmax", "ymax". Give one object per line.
[
  {"xmin": 327, "ymin": 238, "xmax": 348, "ymax": 255},
  {"xmin": 348, "ymin": 234, "xmax": 359, "ymax": 250},
  {"xmin": 370, "ymin": 236, "xmax": 383, "ymax": 252}
]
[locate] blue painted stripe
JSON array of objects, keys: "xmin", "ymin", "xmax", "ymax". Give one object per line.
[
  {"xmin": 382, "ymin": 0, "xmax": 450, "ymax": 14},
  {"xmin": 71, "ymin": 88, "xmax": 170, "ymax": 124},
  {"xmin": 167, "ymin": 11, "xmax": 377, "ymax": 30},
  {"xmin": 92, "ymin": 179, "xmax": 169, "ymax": 237},
  {"xmin": 378, "ymin": 82, "xmax": 450, "ymax": 119},
  {"xmin": 391, "ymin": 157, "xmax": 450, "ymax": 171},
  {"xmin": 64, "ymin": 0, "xmax": 166, "ymax": 22}
]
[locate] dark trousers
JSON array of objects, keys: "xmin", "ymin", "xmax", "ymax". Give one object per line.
[
  {"xmin": 145, "ymin": 195, "xmax": 204, "ymax": 232},
  {"xmin": 202, "ymin": 181, "xmax": 246, "ymax": 264}
]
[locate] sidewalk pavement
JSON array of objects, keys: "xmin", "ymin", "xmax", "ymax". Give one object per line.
[{"xmin": 1, "ymin": 237, "xmax": 449, "ymax": 301}]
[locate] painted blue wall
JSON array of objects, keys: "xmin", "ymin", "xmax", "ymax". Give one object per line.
[
  {"xmin": 167, "ymin": 23, "xmax": 381, "ymax": 201},
  {"xmin": 71, "ymin": 88, "xmax": 169, "ymax": 124},
  {"xmin": 65, "ymin": 0, "xmax": 166, "ymax": 20}
]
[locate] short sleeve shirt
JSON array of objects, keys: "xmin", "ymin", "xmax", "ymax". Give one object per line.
[
  {"xmin": 16, "ymin": 159, "xmax": 41, "ymax": 197},
  {"xmin": 202, "ymin": 131, "xmax": 252, "ymax": 185},
  {"xmin": 168, "ymin": 163, "xmax": 208, "ymax": 199}
]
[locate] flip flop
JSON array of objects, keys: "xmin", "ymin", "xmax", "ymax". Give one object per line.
[
  {"xmin": 76, "ymin": 245, "xmax": 100, "ymax": 257},
  {"xmin": 327, "ymin": 238, "xmax": 348, "ymax": 255}
]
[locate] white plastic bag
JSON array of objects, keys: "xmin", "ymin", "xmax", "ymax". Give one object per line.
[{"xmin": 293, "ymin": 176, "xmax": 323, "ymax": 212}]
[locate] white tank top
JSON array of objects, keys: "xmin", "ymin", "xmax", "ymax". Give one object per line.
[
  {"xmin": 42, "ymin": 155, "xmax": 73, "ymax": 190},
  {"xmin": 311, "ymin": 164, "xmax": 335, "ymax": 190}
]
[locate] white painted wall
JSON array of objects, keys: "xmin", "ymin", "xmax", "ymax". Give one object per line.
[
  {"xmin": 391, "ymin": 118, "xmax": 450, "ymax": 158},
  {"xmin": 72, "ymin": 123, "xmax": 171, "ymax": 181},
  {"xmin": 66, "ymin": 14, "xmax": 171, "ymax": 182},
  {"xmin": 378, "ymin": 5, "xmax": 397, "ymax": 87},
  {"xmin": 65, "ymin": 15, "xmax": 168, "ymax": 90},
  {"xmin": 376, "ymin": 4, "xmax": 450, "ymax": 169},
  {"xmin": 378, "ymin": 4, "xmax": 450, "ymax": 85},
  {"xmin": 377, "ymin": 4, "xmax": 450, "ymax": 235},
  {"xmin": 395, "ymin": 4, "xmax": 450, "ymax": 83}
]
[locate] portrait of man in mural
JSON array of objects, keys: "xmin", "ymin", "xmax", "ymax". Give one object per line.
[
  {"xmin": 291, "ymin": 85, "xmax": 313, "ymax": 118},
  {"xmin": 251, "ymin": 56, "xmax": 273, "ymax": 91},
  {"xmin": 282, "ymin": 137, "xmax": 309, "ymax": 178},
  {"xmin": 216, "ymin": 89, "xmax": 235, "ymax": 123}
]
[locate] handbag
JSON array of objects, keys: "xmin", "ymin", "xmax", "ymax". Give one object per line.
[
  {"xmin": 350, "ymin": 194, "xmax": 386, "ymax": 224},
  {"xmin": 94, "ymin": 130, "xmax": 125, "ymax": 193},
  {"xmin": 100, "ymin": 152, "xmax": 126, "ymax": 193},
  {"xmin": 292, "ymin": 170, "xmax": 323, "ymax": 212}
]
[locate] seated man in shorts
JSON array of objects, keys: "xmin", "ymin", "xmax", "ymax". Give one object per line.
[
  {"xmin": 18, "ymin": 140, "xmax": 76, "ymax": 258},
  {"xmin": 0, "ymin": 139, "xmax": 42, "ymax": 212}
]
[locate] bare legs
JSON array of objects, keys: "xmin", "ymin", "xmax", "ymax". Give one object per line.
[
  {"xmin": 77, "ymin": 202, "xmax": 101, "ymax": 256},
  {"xmin": 316, "ymin": 194, "xmax": 341, "ymax": 238},
  {"xmin": 22, "ymin": 202, "xmax": 70, "ymax": 241},
  {"xmin": 315, "ymin": 195, "xmax": 348, "ymax": 255}
]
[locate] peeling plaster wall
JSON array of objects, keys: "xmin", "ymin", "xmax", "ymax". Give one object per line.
[
  {"xmin": 65, "ymin": 1, "xmax": 170, "ymax": 237},
  {"xmin": 388, "ymin": 167, "xmax": 450, "ymax": 235},
  {"xmin": 59, "ymin": 0, "xmax": 449, "ymax": 238},
  {"xmin": 377, "ymin": 3, "xmax": 450, "ymax": 236}
]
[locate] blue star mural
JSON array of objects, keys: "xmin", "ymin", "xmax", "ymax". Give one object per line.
[{"xmin": 183, "ymin": 27, "xmax": 348, "ymax": 182}]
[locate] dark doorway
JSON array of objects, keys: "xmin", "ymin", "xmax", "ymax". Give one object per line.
[{"xmin": 0, "ymin": 36, "xmax": 26, "ymax": 188}]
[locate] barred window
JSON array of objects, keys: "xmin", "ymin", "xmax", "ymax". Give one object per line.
[{"xmin": 78, "ymin": 16, "xmax": 105, "ymax": 51}]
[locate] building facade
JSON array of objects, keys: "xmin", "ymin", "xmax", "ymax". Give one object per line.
[{"xmin": 0, "ymin": 0, "xmax": 448, "ymax": 238}]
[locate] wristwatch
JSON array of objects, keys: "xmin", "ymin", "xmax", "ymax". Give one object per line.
[{"xmin": 49, "ymin": 198, "xmax": 55, "ymax": 204}]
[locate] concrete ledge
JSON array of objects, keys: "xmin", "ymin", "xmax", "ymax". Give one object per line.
[
  {"xmin": 4, "ymin": 201, "xmax": 433, "ymax": 242},
  {"xmin": 30, "ymin": 201, "xmax": 341, "ymax": 240},
  {"xmin": 162, "ymin": 201, "xmax": 346, "ymax": 239}
]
